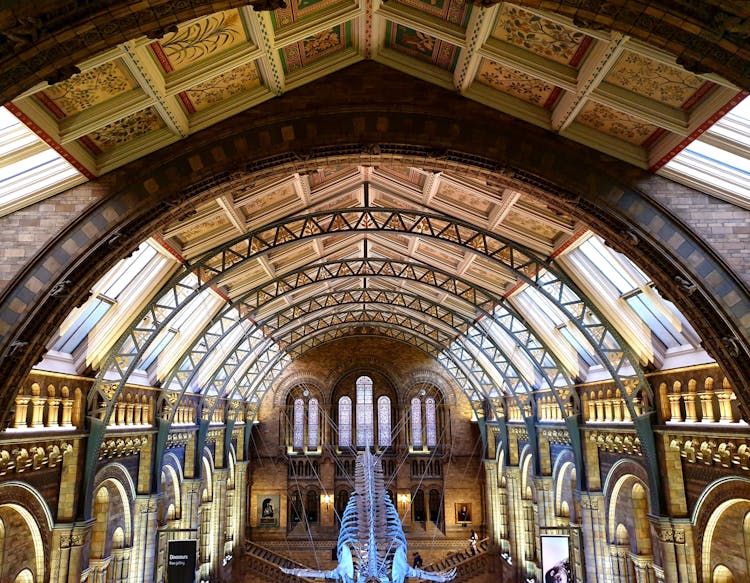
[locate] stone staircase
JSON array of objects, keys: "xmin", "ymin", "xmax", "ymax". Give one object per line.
[
  {"xmin": 234, "ymin": 540, "xmax": 321, "ymax": 583},
  {"xmin": 420, "ymin": 538, "xmax": 501, "ymax": 583},
  {"xmin": 235, "ymin": 538, "xmax": 502, "ymax": 583}
]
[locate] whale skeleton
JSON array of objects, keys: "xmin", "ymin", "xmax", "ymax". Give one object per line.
[{"xmin": 280, "ymin": 449, "xmax": 457, "ymax": 583}]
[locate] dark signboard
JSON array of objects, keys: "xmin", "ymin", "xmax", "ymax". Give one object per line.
[{"xmin": 167, "ymin": 539, "xmax": 197, "ymax": 582}]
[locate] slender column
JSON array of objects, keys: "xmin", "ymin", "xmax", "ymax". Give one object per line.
[
  {"xmin": 48, "ymin": 522, "xmax": 94, "ymax": 583},
  {"xmin": 683, "ymin": 380, "xmax": 699, "ymax": 422},
  {"xmin": 128, "ymin": 495, "xmax": 160, "ymax": 583},
  {"xmin": 47, "ymin": 386, "xmax": 61, "ymax": 427},
  {"xmin": 61, "ymin": 386, "xmax": 74, "ymax": 427},
  {"xmin": 30, "ymin": 383, "xmax": 46, "ymax": 427},
  {"xmin": 579, "ymin": 492, "xmax": 612, "ymax": 582},
  {"xmin": 632, "ymin": 554, "xmax": 654, "ymax": 583},
  {"xmin": 609, "ymin": 544, "xmax": 629, "ymax": 583},
  {"xmin": 14, "ymin": 394, "xmax": 31, "ymax": 428},
  {"xmin": 483, "ymin": 460, "xmax": 500, "ymax": 545},
  {"xmin": 699, "ymin": 377, "xmax": 716, "ymax": 422},
  {"xmin": 717, "ymin": 380, "xmax": 735, "ymax": 422}
]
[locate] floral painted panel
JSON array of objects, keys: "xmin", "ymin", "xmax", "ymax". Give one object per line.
[
  {"xmin": 84, "ymin": 107, "xmax": 165, "ymax": 154},
  {"xmin": 271, "ymin": 0, "xmax": 350, "ymax": 30},
  {"xmin": 37, "ymin": 60, "xmax": 138, "ymax": 118},
  {"xmin": 394, "ymin": 0, "xmax": 471, "ymax": 28},
  {"xmin": 182, "ymin": 61, "xmax": 263, "ymax": 113},
  {"xmin": 576, "ymin": 102, "xmax": 659, "ymax": 146},
  {"xmin": 152, "ymin": 10, "xmax": 248, "ymax": 73},
  {"xmin": 280, "ymin": 23, "xmax": 350, "ymax": 74},
  {"xmin": 386, "ymin": 23, "xmax": 460, "ymax": 73},
  {"xmin": 605, "ymin": 52, "xmax": 709, "ymax": 108},
  {"xmin": 492, "ymin": 4, "xmax": 590, "ymax": 67},
  {"xmin": 477, "ymin": 59, "xmax": 558, "ymax": 108}
]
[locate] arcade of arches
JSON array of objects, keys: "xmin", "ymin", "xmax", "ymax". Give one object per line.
[{"xmin": 0, "ymin": 1, "xmax": 750, "ymax": 582}]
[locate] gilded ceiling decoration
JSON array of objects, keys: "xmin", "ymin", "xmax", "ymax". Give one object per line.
[
  {"xmin": 183, "ymin": 61, "xmax": 263, "ymax": 113},
  {"xmin": 176, "ymin": 213, "xmax": 232, "ymax": 245},
  {"xmin": 477, "ymin": 59, "xmax": 558, "ymax": 108},
  {"xmin": 151, "ymin": 10, "xmax": 248, "ymax": 73},
  {"xmin": 7, "ymin": 1, "xmax": 742, "ymax": 181},
  {"xmin": 84, "ymin": 108, "xmax": 165, "ymax": 154},
  {"xmin": 271, "ymin": 0, "xmax": 348, "ymax": 29},
  {"xmin": 576, "ymin": 101, "xmax": 660, "ymax": 146},
  {"xmin": 281, "ymin": 24, "xmax": 350, "ymax": 73},
  {"xmin": 394, "ymin": 0, "xmax": 471, "ymax": 27},
  {"xmin": 605, "ymin": 52, "xmax": 709, "ymax": 108},
  {"xmin": 492, "ymin": 4, "xmax": 590, "ymax": 67},
  {"xmin": 504, "ymin": 209, "xmax": 561, "ymax": 241},
  {"xmin": 435, "ymin": 182, "xmax": 494, "ymax": 216},
  {"xmin": 37, "ymin": 61, "xmax": 137, "ymax": 118},
  {"xmin": 386, "ymin": 23, "xmax": 459, "ymax": 71}
]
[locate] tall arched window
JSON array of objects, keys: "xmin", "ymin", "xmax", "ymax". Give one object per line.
[
  {"xmin": 338, "ymin": 396, "xmax": 352, "ymax": 448},
  {"xmin": 411, "ymin": 397, "xmax": 422, "ymax": 447},
  {"xmin": 410, "ymin": 388, "xmax": 442, "ymax": 448},
  {"xmin": 308, "ymin": 398, "xmax": 319, "ymax": 448},
  {"xmin": 377, "ymin": 395, "xmax": 391, "ymax": 447},
  {"xmin": 425, "ymin": 397, "xmax": 437, "ymax": 447},
  {"xmin": 306, "ymin": 490, "xmax": 319, "ymax": 523},
  {"xmin": 293, "ymin": 398, "xmax": 304, "ymax": 450},
  {"xmin": 356, "ymin": 376, "xmax": 374, "ymax": 447}
]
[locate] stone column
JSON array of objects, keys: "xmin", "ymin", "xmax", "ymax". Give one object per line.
[
  {"xmin": 46, "ymin": 386, "xmax": 61, "ymax": 427},
  {"xmin": 652, "ymin": 519, "xmax": 696, "ymax": 583},
  {"xmin": 48, "ymin": 521, "xmax": 94, "ymax": 583},
  {"xmin": 579, "ymin": 492, "xmax": 612, "ymax": 582},
  {"xmin": 60, "ymin": 387, "xmax": 74, "ymax": 427},
  {"xmin": 129, "ymin": 495, "xmax": 160, "ymax": 583},
  {"xmin": 30, "ymin": 383, "xmax": 46, "ymax": 427},
  {"xmin": 609, "ymin": 544, "xmax": 630, "ymax": 583},
  {"xmin": 14, "ymin": 394, "xmax": 31, "ymax": 428},
  {"xmin": 632, "ymin": 554, "xmax": 655, "ymax": 583},
  {"xmin": 483, "ymin": 460, "xmax": 500, "ymax": 545}
]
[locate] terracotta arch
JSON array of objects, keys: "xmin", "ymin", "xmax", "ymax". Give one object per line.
[{"xmin": 0, "ymin": 64, "xmax": 748, "ymax": 426}]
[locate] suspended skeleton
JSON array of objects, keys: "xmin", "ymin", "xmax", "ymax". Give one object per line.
[{"xmin": 280, "ymin": 449, "xmax": 456, "ymax": 583}]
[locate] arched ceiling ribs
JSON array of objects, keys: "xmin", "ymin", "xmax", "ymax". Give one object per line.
[
  {"xmin": 87, "ymin": 207, "xmax": 647, "ymax": 428},
  {"xmin": 226, "ymin": 321, "xmax": 496, "ymax": 425},
  {"xmin": 267, "ymin": 301, "xmax": 533, "ymax": 409}
]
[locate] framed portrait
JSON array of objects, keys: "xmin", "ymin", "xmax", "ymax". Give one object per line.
[
  {"xmin": 455, "ymin": 502, "xmax": 472, "ymax": 523},
  {"xmin": 258, "ymin": 494, "xmax": 279, "ymax": 527},
  {"xmin": 541, "ymin": 535, "xmax": 572, "ymax": 583}
]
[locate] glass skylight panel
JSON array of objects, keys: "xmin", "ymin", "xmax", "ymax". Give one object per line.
[
  {"xmin": 101, "ymin": 244, "xmax": 159, "ymax": 298},
  {"xmin": 140, "ymin": 330, "xmax": 177, "ymax": 369},
  {"xmin": 624, "ymin": 293, "xmax": 687, "ymax": 349},
  {"xmin": 0, "ymin": 106, "xmax": 86, "ymax": 216},
  {"xmin": 52, "ymin": 298, "xmax": 114, "ymax": 353},
  {"xmin": 577, "ymin": 238, "xmax": 635, "ymax": 294},
  {"xmin": 661, "ymin": 96, "xmax": 750, "ymax": 207}
]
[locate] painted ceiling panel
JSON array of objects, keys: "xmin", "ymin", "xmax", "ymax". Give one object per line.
[
  {"xmin": 150, "ymin": 10, "xmax": 249, "ymax": 73},
  {"xmin": 182, "ymin": 61, "xmax": 264, "ymax": 113},
  {"xmin": 83, "ymin": 107, "xmax": 165, "ymax": 154},
  {"xmin": 491, "ymin": 4, "xmax": 591, "ymax": 67},
  {"xmin": 575, "ymin": 101, "xmax": 660, "ymax": 146},
  {"xmin": 36, "ymin": 60, "xmax": 138, "ymax": 119},
  {"xmin": 385, "ymin": 22, "xmax": 460, "ymax": 72},
  {"xmin": 280, "ymin": 23, "xmax": 351, "ymax": 74},
  {"xmin": 476, "ymin": 58, "xmax": 560, "ymax": 109}
]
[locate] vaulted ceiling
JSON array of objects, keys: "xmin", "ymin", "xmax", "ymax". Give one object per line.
[{"xmin": 1, "ymin": 0, "xmax": 749, "ymax": 427}]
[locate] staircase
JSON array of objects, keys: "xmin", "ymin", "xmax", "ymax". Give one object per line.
[
  {"xmin": 236, "ymin": 538, "xmax": 504, "ymax": 583},
  {"xmin": 234, "ymin": 541, "xmax": 321, "ymax": 583},
  {"xmin": 421, "ymin": 538, "xmax": 501, "ymax": 583}
]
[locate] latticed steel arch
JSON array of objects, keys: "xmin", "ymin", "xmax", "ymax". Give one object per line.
[
  {"xmin": 81, "ymin": 207, "xmax": 664, "ymax": 510},
  {"xmin": 153, "ymin": 273, "xmax": 576, "ymax": 435}
]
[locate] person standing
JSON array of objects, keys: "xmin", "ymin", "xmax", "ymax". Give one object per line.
[
  {"xmin": 469, "ymin": 530, "xmax": 478, "ymax": 555},
  {"xmin": 412, "ymin": 552, "xmax": 423, "ymax": 569}
]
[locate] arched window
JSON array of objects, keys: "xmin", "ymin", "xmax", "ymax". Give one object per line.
[
  {"xmin": 425, "ymin": 397, "xmax": 437, "ymax": 447},
  {"xmin": 306, "ymin": 490, "xmax": 319, "ymax": 523},
  {"xmin": 410, "ymin": 388, "xmax": 442, "ymax": 448},
  {"xmin": 335, "ymin": 490, "xmax": 350, "ymax": 525},
  {"xmin": 411, "ymin": 397, "xmax": 422, "ymax": 447},
  {"xmin": 289, "ymin": 493, "xmax": 303, "ymax": 525},
  {"xmin": 377, "ymin": 395, "xmax": 391, "ymax": 447},
  {"xmin": 338, "ymin": 396, "xmax": 352, "ymax": 448},
  {"xmin": 293, "ymin": 398, "xmax": 304, "ymax": 450},
  {"xmin": 413, "ymin": 489, "xmax": 425, "ymax": 522},
  {"xmin": 308, "ymin": 398, "xmax": 319, "ymax": 448},
  {"xmin": 356, "ymin": 376, "xmax": 374, "ymax": 447},
  {"xmin": 429, "ymin": 489, "xmax": 442, "ymax": 523}
]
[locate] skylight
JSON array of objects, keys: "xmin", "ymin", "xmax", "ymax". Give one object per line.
[
  {"xmin": 660, "ymin": 96, "xmax": 750, "ymax": 209},
  {"xmin": 0, "ymin": 106, "xmax": 87, "ymax": 217}
]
